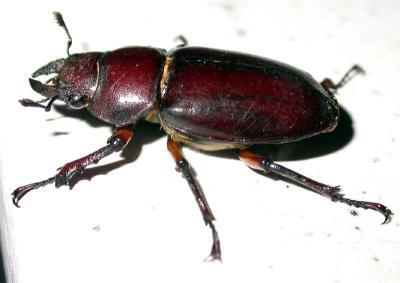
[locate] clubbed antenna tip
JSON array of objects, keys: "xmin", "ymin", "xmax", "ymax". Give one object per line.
[
  {"xmin": 53, "ymin": 11, "xmax": 66, "ymax": 27},
  {"xmin": 52, "ymin": 11, "xmax": 72, "ymax": 56}
]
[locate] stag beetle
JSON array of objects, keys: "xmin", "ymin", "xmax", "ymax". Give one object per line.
[{"xmin": 12, "ymin": 12, "xmax": 392, "ymax": 261}]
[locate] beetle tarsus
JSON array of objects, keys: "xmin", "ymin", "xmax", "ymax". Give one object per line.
[
  {"xmin": 11, "ymin": 177, "xmax": 56, "ymax": 207},
  {"xmin": 335, "ymin": 65, "xmax": 365, "ymax": 90},
  {"xmin": 332, "ymin": 195, "xmax": 393, "ymax": 224},
  {"xmin": 203, "ymin": 222, "xmax": 222, "ymax": 262},
  {"xmin": 322, "ymin": 65, "xmax": 366, "ymax": 93}
]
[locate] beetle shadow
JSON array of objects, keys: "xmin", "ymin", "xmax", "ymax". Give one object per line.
[
  {"xmin": 51, "ymin": 105, "xmax": 166, "ymax": 188},
  {"xmin": 49, "ymin": 104, "xmax": 353, "ymax": 188},
  {"xmin": 251, "ymin": 105, "xmax": 354, "ymax": 161},
  {"xmin": 199, "ymin": 106, "xmax": 354, "ymax": 192},
  {"xmin": 202, "ymin": 105, "xmax": 354, "ymax": 161},
  {"xmin": 52, "ymin": 105, "xmax": 110, "ymax": 128}
]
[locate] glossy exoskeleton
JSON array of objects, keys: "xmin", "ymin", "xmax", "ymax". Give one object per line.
[{"xmin": 12, "ymin": 12, "xmax": 392, "ymax": 261}]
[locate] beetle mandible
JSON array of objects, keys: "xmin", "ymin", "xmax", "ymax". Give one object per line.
[{"xmin": 12, "ymin": 12, "xmax": 392, "ymax": 261}]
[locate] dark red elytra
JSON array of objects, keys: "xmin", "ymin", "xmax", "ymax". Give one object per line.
[
  {"xmin": 160, "ymin": 47, "xmax": 339, "ymax": 144},
  {"xmin": 13, "ymin": 12, "xmax": 392, "ymax": 262}
]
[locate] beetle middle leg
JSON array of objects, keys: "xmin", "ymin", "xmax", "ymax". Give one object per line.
[
  {"xmin": 12, "ymin": 126, "xmax": 133, "ymax": 207},
  {"xmin": 238, "ymin": 149, "xmax": 392, "ymax": 224},
  {"xmin": 167, "ymin": 137, "xmax": 221, "ymax": 261}
]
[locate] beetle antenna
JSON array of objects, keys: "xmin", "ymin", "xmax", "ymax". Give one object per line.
[
  {"xmin": 44, "ymin": 95, "xmax": 59, "ymax": 111},
  {"xmin": 53, "ymin": 12, "xmax": 72, "ymax": 56},
  {"xmin": 335, "ymin": 65, "xmax": 365, "ymax": 90},
  {"xmin": 19, "ymin": 95, "xmax": 59, "ymax": 112},
  {"xmin": 19, "ymin": 98, "xmax": 49, "ymax": 109}
]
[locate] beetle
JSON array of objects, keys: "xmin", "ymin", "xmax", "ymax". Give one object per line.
[{"xmin": 12, "ymin": 12, "xmax": 392, "ymax": 261}]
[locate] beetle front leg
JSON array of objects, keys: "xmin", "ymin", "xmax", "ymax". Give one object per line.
[
  {"xmin": 12, "ymin": 126, "xmax": 133, "ymax": 207},
  {"xmin": 167, "ymin": 137, "xmax": 221, "ymax": 261},
  {"xmin": 238, "ymin": 149, "xmax": 393, "ymax": 224}
]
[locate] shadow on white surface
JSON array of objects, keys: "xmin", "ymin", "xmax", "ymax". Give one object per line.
[
  {"xmin": 0, "ymin": 243, "xmax": 6, "ymax": 283},
  {"xmin": 0, "ymin": 179, "xmax": 10, "ymax": 283},
  {"xmin": 47, "ymin": 104, "xmax": 167, "ymax": 189}
]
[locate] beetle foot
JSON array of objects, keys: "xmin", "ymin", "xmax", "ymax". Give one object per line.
[
  {"xmin": 11, "ymin": 177, "xmax": 56, "ymax": 207},
  {"xmin": 204, "ymin": 223, "xmax": 222, "ymax": 262},
  {"xmin": 332, "ymin": 195, "xmax": 393, "ymax": 224},
  {"xmin": 204, "ymin": 252, "xmax": 221, "ymax": 262}
]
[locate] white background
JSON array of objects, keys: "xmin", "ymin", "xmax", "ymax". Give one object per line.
[{"xmin": 1, "ymin": 0, "xmax": 400, "ymax": 282}]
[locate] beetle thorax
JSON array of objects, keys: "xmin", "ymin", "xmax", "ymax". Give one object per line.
[{"xmin": 87, "ymin": 47, "xmax": 166, "ymax": 126}]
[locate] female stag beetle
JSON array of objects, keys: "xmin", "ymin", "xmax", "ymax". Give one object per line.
[{"xmin": 13, "ymin": 12, "xmax": 392, "ymax": 261}]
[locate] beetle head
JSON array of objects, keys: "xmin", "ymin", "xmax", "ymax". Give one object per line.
[
  {"xmin": 29, "ymin": 52, "xmax": 102, "ymax": 109},
  {"xmin": 23, "ymin": 12, "xmax": 104, "ymax": 111}
]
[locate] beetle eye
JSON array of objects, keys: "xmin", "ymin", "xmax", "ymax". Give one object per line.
[{"xmin": 67, "ymin": 94, "xmax": 87, "ymax": 109}]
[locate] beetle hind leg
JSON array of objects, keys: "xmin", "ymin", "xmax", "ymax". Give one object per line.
[
  {"xmin": 321, "ymin": 65, "xmax": 366, "ymax": 92},
  {"xmin": 167, "ymin": 137, "xmax": 221, "ymax": 261},
  {"xmin": 174, "ymin": 35, "xmax": 188, "ymax": 47},
  {"xmin": 238, "ymin": 149, "xmax": 392, "ymax": 224}
]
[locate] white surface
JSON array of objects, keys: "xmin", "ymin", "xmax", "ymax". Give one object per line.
[{"xmin": 1, "ymin": 0, "xmax": 400, "ymax": 282}]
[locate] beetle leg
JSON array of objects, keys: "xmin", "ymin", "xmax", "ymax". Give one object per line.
[
  {"xmin": 12, "ymin": 126, "xmax": 133, "ymax": 207},
  {"xmin": 54, "ymin": 127, "xmax": 133, "ymax": 187},
  {"xmin": 167, "ymin": 137, "xmax": 221, "ymax": 262},
  {"xmin": 174, "ymin": 35, "xmax": 188, "ymax": 47},
  {"xmin": 238, "ymin": 149, "xmax": 393, "ymax": 224},
  {"xmin": 321, "ymin": 65, "xmax": 365, "ymax": 92}
]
